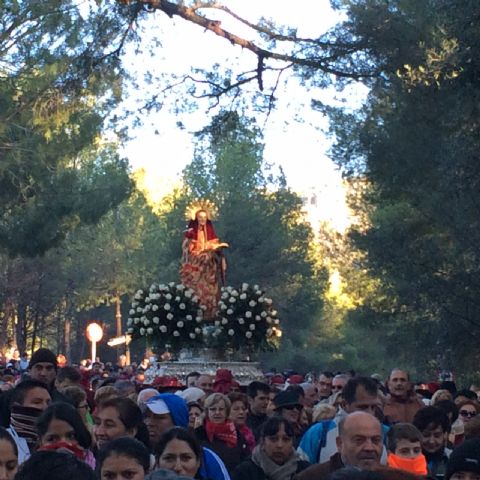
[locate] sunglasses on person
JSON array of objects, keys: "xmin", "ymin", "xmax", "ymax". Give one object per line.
[
  {"xmin": 332, "ymin": 385, "xmax": 343, "ymax": 391},
  {"xmin": 459, "ymin": 410, "xmax": 477, "ymax": 418}
]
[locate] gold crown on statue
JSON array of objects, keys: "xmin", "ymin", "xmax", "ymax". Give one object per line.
[{"xmin": 185, "ymin": 199, "xmax": 218, "ymax": 221}]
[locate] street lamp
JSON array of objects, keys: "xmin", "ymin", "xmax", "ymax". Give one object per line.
[{"xmin": 86, "ymin": 322, "xmax": 103, "ymax": 363}]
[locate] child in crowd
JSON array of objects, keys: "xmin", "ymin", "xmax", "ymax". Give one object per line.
[{"xmin": 387, "ymin": 423, "xmax": 428, "ymax": 476}]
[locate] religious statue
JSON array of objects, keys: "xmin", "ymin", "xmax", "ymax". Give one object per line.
[{"xmin": 180, "ymin": 201, "xmax": 229, "ymax": 319}]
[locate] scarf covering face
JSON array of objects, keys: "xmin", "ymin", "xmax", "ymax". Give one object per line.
[
  {"xmin": 251, "ymin": 445, "xmax": 299, "ymax": 480},
  {"xmin": 10, "ymin": 405, "xmax": 43, "ymax": 450},
  {"xmin": 205, "ymin": 419, "xmax": 238, "ymax": 448},
  {"xmin": 388, "ymin": 452, "xmax": 428, "ymax": 475}
]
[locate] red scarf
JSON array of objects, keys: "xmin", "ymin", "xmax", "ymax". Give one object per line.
[{"xmin": 205, "ymin": 419, "xmax": 238, "ymax": 448}]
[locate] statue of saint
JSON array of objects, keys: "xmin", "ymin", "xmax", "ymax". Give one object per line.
[{"xmin": 180, "ymin": 202, "xmax": 228, "ymax": 319}]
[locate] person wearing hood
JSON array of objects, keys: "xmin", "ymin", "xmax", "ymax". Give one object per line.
[
  {"xmin": 145, "ymin": 394, "xmax": 231, "ymax": 480},
  {"xmin": 445, "ymin": 437, "xmax": 480, "ymax": 480}
]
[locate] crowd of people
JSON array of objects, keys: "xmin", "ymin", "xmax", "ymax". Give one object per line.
[{"xmin": 0, "ymin": 348, "xmax": 479, "ymax": 480}]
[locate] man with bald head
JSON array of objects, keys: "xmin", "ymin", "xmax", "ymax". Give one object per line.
[
  {"xmin": 384, "ymin": 368, "xmax": 423, "ymax": 425},
  {"xmin": 296, "ymin": 412, "xmax": 383, "ymax": 480}
]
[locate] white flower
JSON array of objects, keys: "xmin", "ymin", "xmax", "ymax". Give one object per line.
[
  {"xmin": 165, "ymin": 293, "xmax": 172, "ymax": 300},
  {"xmin": 129, "ymin": 309, "xmax": 135, "ymax": 315},
  {"xmin": 179, "ymin": 303, "xmax": 186, "ymax": 310},
  {"xmin": 192, "ymin": 295, "xmax": 199, "ymax": 303},
  {"xmin": 176, "ymin": 284, "xmax": 184, "ymax": 291},
  {"xmin": 265, "ymin": 298, "xmax": 273, "ymax": 305},
  {"xmin": 134, "ymin": 318, "xmax": 139, "ymax": 324},
  {"xmin": 141, "ymin": 316, "xmax": 147, "ymax": 322},
  {"xmin": 175, "ymin": 296, "xmax": 181, "ymax": 302},
  {"xmin": 271, "ymin": 310, "xmax": 278, "ymax": 316},
  {"xmin": 169, "ymin": 282, "xmax": 175, "ymax": 287},
  {"xmin": 258, "ymin": 297, "xmax": 265, "ymax": 303},
  {"xmin": 145, "ymin": 296, "xmax": 151, "ymax": 303},
  {"xmin": 227, "ymin": 309, "xmax": 233, "ymax": 315},
  {"xmin": 200, "ymin": 305, "xmax": 207, "ymax": 311},
  {"xmin": 242, "ymin": 283, "xmax": 249, "ymax": 291},
  {"xmin": 245, "ymin": 311, "xmax": 252, "ymax": 318},
  {"xmin": 228, "ymin": 329, "xmax": 235, "ymax": 336},
  {"xmin": 152, "ymin": 305, "xmax": 158, "ymax": 311},
  {"xmin": 177, "ymin": 321, "xmax": 184, "ymax": 328},
  {"xmin": 248, "ymin": 300, "xmax": 257, "ymax": 307},
  {"xmin": 132, "ymin": 301, "xmax": 138, "ymax": 308},
  {"xmin": 160, "ymin": 325, "xmax": 167, "ymax": 333},
  {"xmin": 245, "ymin": 331, "xmax": 253, "ymax": 338},
  {"xmin": 261, "ymin": 311, "xmax": 267, "ymax": 318},
  {"xmin": 226, "ymin": 286, "xmax": 233, "ymax": 293},
  {"xmin": 214, "ymin": 320, "xmax": 221, "ymax": 327},
  {"xmin": 221, "ymin": 292, "xmax": 229, "ymax": 300},
  {"xmin": 186, "ymin": 315, "xmax": 192, "ymax": 321},
  {"xmin": 136, "ymin": 307, "xmax": 142, "ymax": 313},
  {"xmin": 166, "ymin": 313, "xmax": 174, "ymax": 320},
  {"xmin": 159, "ymin": 284, "xmax": 167, "ymax": 290},
  {"xmin": 140, "ymin": 328, "xmax": 145, "ymax": 335},
  {"xmin": 240, "ymin": 293, "xmax": 247, "ymax": 300},
  {"xmin": 195, "ymin": 328, "xmax": 202, "ymax": 334},
  {"xmin": 196, "ymin": 317, "xmax": 202, "ymax": 323},
  {"xmin": 249, "ymin": 324, "xmax": 255, "ymax": 330},
  {"xmin": 147, "ymin": 327, "xmax": 153, "ymax": 334},
  {"xmin": 153, "ymin": 317, "xmax": 160, "ymax": 324},
  {"xmin": 127, "ymin": 327, "xmax": 133, "ymax": 333},
  {"xmin": 238, "ymin": 318, "xmax": 245, "ymax": 325},
  {"xmin": 220, "ymin": 304, "xmax": 227, "ymax": 311},
  {"xmin": 266, "ymin": 317, "xmax": 273, "ymax": 324},
  {"xmin": 143, "ymin": 319, "xmax": 150, "ymax": 326},
  {"xmin": 255, "ymin": 315, "xmax": 261, "ymax": 321},
  {"xmin": 267, "ymin": 328, "xmax": 273, "ymax": 335},
  {"xmin": 189, "ymin": 333, "xmax": 196, "ymax": 339},
  {"xmin": 274, "ymin": 319, "xmax": 280, "ymax": 325},
  {"xmin": 164, "ymin": 304, "xmax": 171, "ymax": 311},
  {"xmin": 127, "ymin": 318, "xmax": 133, "ymax": 326},
  {"xmin": 229, "ymin": 297, "xmax": 236, "ymax": 304},
  {"xmin": 221, "ymin": 318, "xmax": 228, "ymax": 325},
  {"xmin": 185, "ymin": 290, "xmax": 192, "ymax": 298},
  {"xmin": 253, "ymin": 284, "xmax": 259, "ymax": 291},
  {"xmin": 231, "ymin": 290, "xmax": 239, "ymax": 297},
  {"xmin": 173, "ymin": 330, "xmax": 180, "ymax": 337}
]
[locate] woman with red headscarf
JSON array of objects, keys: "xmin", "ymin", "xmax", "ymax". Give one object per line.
[{"xmin": 180, "ymin": 208, "xmax": 228, "ymax": 319}]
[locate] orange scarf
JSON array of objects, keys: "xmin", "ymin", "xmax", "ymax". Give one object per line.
[
  {"xmin": 388, "ymin": 452, "xmax": 428, "ymax": 475},
  {"xmin": 205, "ymin": 419, "xmax": 238, "ymax": 448}
]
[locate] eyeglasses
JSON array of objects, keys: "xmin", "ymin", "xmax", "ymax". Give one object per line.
[
  {"xmin": 332, "ymin": 385, "xmax": 343, "ymax": 391},
  {"xmin": 459, "ymin": 410, "xmax": 477, "ymax": 418}
]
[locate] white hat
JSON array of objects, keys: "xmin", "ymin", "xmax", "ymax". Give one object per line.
[{"xmin": 145, "ymin": 397, "xmax": 170, "ymax": 415}]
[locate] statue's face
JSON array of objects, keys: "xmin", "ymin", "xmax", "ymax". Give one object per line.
[{"xmin": 196, "ymin": 211, "xmax": 208, "ymax": 226}]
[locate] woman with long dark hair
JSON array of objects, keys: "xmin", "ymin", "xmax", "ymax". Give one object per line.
[
  {"xmin": 233, "ymin": 417, "xmax": 310, "ymax": 480},
  {"xmin": 36, "ymin": 402, "xmax": 95, "ymax": 468}
]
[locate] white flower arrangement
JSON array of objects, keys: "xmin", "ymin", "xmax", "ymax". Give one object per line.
[
  {"xmin": 128, "ymin": 282, "xmax": 206, "ymax": 350},
  {"xmin": 213, "ymin": 283, "xmax": 281, "ymax": 351}
]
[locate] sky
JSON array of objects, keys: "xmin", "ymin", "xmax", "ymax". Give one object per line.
[{"xmin": 117, "ymin": 1, "xmax": 368, "ymax": 231}]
